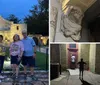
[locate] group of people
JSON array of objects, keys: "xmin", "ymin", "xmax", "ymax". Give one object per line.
[{"xmin": 0, "ymin": 30, "xmax": 36, "ymax": 82}]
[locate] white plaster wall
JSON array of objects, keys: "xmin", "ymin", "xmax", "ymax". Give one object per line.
[{"xmin": 89, "ymin": 44, "xmax": 96, "ymax": 73}]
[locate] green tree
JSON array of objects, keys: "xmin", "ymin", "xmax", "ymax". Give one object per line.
[
  {"xmin": 7, "ymin": 14, "xmax": 21, "ymax": 23},
  {"xmin": 24, "ymin": 0, "xmax": 48, "ymax": 36}
]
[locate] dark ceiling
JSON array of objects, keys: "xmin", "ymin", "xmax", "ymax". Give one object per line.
[{"xmin": 84, "ymin": 0, "xmax": 100, "ymax": 23}]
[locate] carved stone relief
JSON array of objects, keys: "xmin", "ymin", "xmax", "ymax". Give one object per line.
[{"xmin": 61, "ymin": 5, "xmax": 84, "ymax": 41}]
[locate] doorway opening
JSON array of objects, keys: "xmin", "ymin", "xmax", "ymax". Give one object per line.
[
  {"xmin": 88, "ymin": 17, "xmax": 100, "ymax": 42},
  {"xmin": 67, "ymin": 44, "xmax": 78, "ymax": 69}
]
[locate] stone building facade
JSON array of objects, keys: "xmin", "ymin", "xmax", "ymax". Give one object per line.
[{"xmin": 0, "ymin": 16, "xmax": 27, "ymax": 44}]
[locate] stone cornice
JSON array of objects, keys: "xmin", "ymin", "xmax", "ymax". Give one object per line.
[{"xmin": 61, "ymin": 0, "xmax": 96, "ymax": 13}]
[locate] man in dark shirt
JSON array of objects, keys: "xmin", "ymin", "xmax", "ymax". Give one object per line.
[{"xmin": 78, "ymin": 58, "xmax": 86, "ymax": 80}]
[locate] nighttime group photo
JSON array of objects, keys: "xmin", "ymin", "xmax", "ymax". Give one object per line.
[{"xmin": 0, "ymin": 0, "xmax": 49, "ymax": 85}]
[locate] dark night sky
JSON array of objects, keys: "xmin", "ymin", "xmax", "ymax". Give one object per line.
[{"xmin": 0, "ymin": 0, "xmax": 38, "ymax": 21}]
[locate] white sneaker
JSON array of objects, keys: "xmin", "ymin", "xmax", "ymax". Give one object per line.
[
  {"xmin": 0, "ymin": 75, "xmax": 4, "ymax": 79},
  {"xmin": 0, "ymin": 80, "xmax": 1, "ymax": 83}
]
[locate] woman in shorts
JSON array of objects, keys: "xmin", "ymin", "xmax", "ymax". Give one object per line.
[{"xmin": 10, "ymin": 34, "xmax": 24, "ymax": 79}]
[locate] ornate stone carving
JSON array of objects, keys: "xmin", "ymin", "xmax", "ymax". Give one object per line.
[
  {"xmin": 61, "ymin": 5, "xmax": 84, "ymax": 41},
  {"xmin": 50, "ymin": 7, "xmax": 58, "ymax": 42}
]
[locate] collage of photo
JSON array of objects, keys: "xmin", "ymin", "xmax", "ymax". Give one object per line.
[
  {"xmin": 0, "ymin": 0, "xmax": 48, "ymax": 85},
  {"xmin": 0, "ymin": 0, "xmax": 100, "ymax": 85},
  {"xmin": 50, "ymin": 0, "xmax": 100, "ymax": 85}
]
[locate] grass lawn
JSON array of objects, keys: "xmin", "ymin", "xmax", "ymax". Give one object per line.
[
  {"xmin": 36, "ymin": 51, "xmax": 49, "ymax": 70},
  {"xmin": 3, "ymin": 50, "xmax": 49, "ymax": 71}
]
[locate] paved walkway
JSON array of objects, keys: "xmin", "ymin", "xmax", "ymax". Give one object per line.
[
  {"xmin": 0, "ymin": 70, "xmax": 48, "ymax": 85},
  {"xmin": 67, "ymin": 69, "xmax": 79, "ymax": 75},
  {"xmin": 51, "ymin": 69, "xmax": 100, "ymax": 85}
]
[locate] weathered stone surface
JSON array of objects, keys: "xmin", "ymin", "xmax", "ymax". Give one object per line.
[
  {"xmin": 89, "ymin": 44, "xmax": 96, "ymax": 73},
  {"xmin": 50, "ymin": 44, "xmax": 60, "ymax": 63},
  {"xmin": 60, "ymin": 44, "xmax": 68, "ymax": 70},
  {"xmin": 61, "ymin": 5, "xmax": 84, "ymax": 41},
  {"xmin": 95, "ymin": 44, "xmax": 100, "ymax": 74},
  {"xmin": 80, "ymin": 44, "xmax": 90, "ymax": 69},
  {"xmin": 50, "ymin": 6, "xmax": 58, "ymax": 42}
]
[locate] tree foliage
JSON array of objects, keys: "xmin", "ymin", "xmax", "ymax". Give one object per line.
[
  {"xmin": 24, "ymin": 0, "xmax": 48, "ymax": 36},
  {"xmin": 7, "ymin": 14, "xmax": 21, "ymax": 23}
]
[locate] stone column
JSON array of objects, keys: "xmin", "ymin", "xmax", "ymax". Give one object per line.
[
  {"xmin": 50, "ymin": 44, "xmax": 60, "ymax": 63},
  {"xmin": 95, "ymin": 44, "xmax": 100, "ymax": 74},
  {"xmin": 60, "ymin": 44, "xmax": 68, "ymax": 70},
  {"xmin": 89, "ymin": 44, "xmax": 96, "ymax": 73},
  {"xmin": 50, "ymin": 44, "xmax": 60, "ymax": 79},
  {"xmin": 80, "ymin": 44, "xmax": 90, "ymax": 70}
]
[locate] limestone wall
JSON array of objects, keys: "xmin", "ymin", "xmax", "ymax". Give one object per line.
[
  {"xmin": 0, "ymin": 24, "xmax": 27, "ymax": 43},
  {"xmin": 60, "ymin": 44, "xmax": 68, "ymax": 70},
  {"xmin": 80, "ymin": 44, "xmax": 90, "ymax": 69},
  {"xmin": 78, "ymin": 44, "xmax": 81, "ymax": 61},
  {"xmin": 10, "ymin": 24, "xmax": 27, "ymax": 41},
  {"xmin": 89, "ymin": 44, "xmax": 96, "ymax": 73},
  {"xmin": 50, "ymin": 44, "xmax": 60, "ymax": 63},
  {"xmin": 95, "ymin": 44, "xmax": 100, "ymax": 74},
  {"xmin": 0, "ymin": 16, "xmax": 27, "ymax": 43}
]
